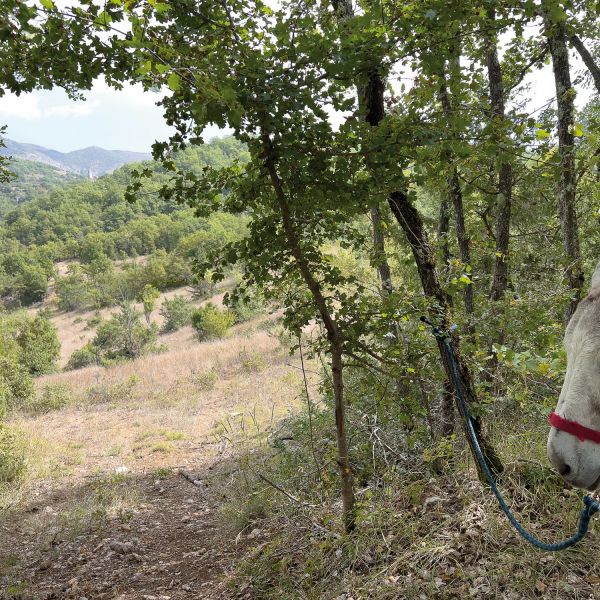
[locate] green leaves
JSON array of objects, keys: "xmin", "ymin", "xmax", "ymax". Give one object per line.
[
  {"xmin": 39, "ymin": 0, "xmax": 55, "ymax": 10},
  {"xmin": 535, "ymin": 128, "xmax": 551, "ymax": 140},
  {"xmin": 166, "ymin": 72, "xmax": 181, "ymax": 92}
]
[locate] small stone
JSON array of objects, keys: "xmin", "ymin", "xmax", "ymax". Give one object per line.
[
  {"xmin": 109, "ymin": 540, "xmax": 135, "ymax": 554},
  {"xmin": 247, "ymin": 528, "xmax": 262, "ymax": 539},
  {"xmin": 181, "ymin": 584, "xmax": 192, "ymax": 592}
]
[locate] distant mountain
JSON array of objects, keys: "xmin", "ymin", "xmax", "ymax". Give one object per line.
[{"xmin": 0, "ymin": 138, "xmax": 151, "ymax": 177}]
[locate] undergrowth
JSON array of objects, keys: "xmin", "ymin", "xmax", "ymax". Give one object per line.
[{"xmin": 216, "ymin": 400, "xmax": 598, "ymax": 599}]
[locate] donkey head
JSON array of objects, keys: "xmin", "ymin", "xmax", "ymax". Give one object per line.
[{"xmin": 548, "ymin": 263, "xmax": 600, "ymax": 490}]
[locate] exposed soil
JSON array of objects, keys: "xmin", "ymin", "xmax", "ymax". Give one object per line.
[{"xmin": 0, "ymin": 457, "xmax": 256, "ymax": 599}]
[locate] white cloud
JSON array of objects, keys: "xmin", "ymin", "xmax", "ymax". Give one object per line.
[
  {"xmin": 45, "ymin": 100, "xmax": 101, "ymax": 118},
  {"xmin": 0, "ymin": 94, "xmax": 42, "ymax": 120}
]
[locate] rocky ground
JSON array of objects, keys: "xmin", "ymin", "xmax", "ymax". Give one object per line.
[{"xmin": 0, "ymin": 457, "xmax": 262, "ymax": 599}]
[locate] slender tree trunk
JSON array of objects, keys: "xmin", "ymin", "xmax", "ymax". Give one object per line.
[
  {"xmin": 438, "ymin": 193, "xmax": 451, "ymax": 277},
  {"xmin": 439, "ymin": 67, "xmax": 475, "ymax": 322},
  {"xmin": 388, "ymin": 191, "xmax": 503, "ymax": 477},
  {"xmin": 485, "ymin": 5, "xmax": 513, "ymax": 304},
  {"xmin": 544, "ymin": 8, "xmax": 583, "ymax": 323},
  {"xmin": 436, "ymin": 191, "xmax": 454, "ymax": 438},
  {"xmin": 448, "ymin": 168, "xmax": 474, "ymax": 319},
  {"xmin": 371, "ymin": 204, "xmax": 393, "ymax": 296},
  {"xmin": 570, "ymin": 34, "xmax": 600, "ymax": 94},
  {"xmin": 261, "ymin": 133, "xmax": 356, "ymax": 532}
]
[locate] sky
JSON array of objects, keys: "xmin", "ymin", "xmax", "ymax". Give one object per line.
[
  {"xmin": 0, "ymin": 49, "xmax": 594, "ymax": 154},
  {"xmin": 0, "ymin": 79, "xmax": 224, "ymax": 153}
]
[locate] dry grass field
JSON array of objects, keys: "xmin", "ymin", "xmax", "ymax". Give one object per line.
[{"xmin": 0, "ymin": 300, "xmax": 311, "ymax": 599}]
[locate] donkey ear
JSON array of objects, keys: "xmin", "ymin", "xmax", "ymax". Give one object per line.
[{"xmin": 592, "ymin": 261, "xmax": 600, "ymax": 288}]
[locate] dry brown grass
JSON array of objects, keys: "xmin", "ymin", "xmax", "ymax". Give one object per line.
[
  {"xmin": 9, "ymin": 320, "xmax": 303, "ymax": 494},
  {"xmin": 42, "ymin": 282, "xmax": 231, "ymax": 366}
]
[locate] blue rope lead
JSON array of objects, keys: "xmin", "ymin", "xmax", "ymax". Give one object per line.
[{"xmin": 423, "ymin": 317, "xmax": 600, "ymax": 551}]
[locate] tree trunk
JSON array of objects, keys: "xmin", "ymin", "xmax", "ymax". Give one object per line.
[
  {"xmin": 438, "ymin": 193, "xmax": 451, "ymax": 277},
  {"xmin": 438, "ymin": 65, "xmax": 475, "ymax": 322},
  {"xmin": 388, "ymin": 191, "xmax": 503, "ymax": 477},
  {"xmin": 544, "ymin": 7, "xmax": 583, "ymax": 323},
  {"xmin": 261, "ymin": 133, "xmax": 356, "ymax": 532},
  {"xmin": 485, "ymin": 5, "xmax": 513, "ymax": 304},
  {"xmin": 570, "ymin": 34, "xmax": 600, "ymax": 94},
  {"xmin": 448, "ymin": 168, "xmax": 474, "ymax": 319},
  {"xmin": 371, "ymin": 204, "xmax": 393, "ymax": 297}
]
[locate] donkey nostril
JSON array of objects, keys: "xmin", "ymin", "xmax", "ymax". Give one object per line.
[{"xmin": 559, "ymin": 463, "xmax": 571, "ymax": 477}]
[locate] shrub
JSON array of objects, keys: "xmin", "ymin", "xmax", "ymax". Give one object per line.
[
  {"xmin": 0, "ymin": 423, "xmax": 27, "ymax": 483},
  {"xmin": 93, "ymin": 303, "xmax": 158, "ymax": 361},
  {"xmin": 228, "ymin": 287, "xmax": 266, "ymax": 323},
  {"xmin": 85, "ymin": 312, "xmax": 102, "ymax": 329},
  {"xmin": 0, "ymin": 356, "xmax": 34, "ymax": 414},
  {"xmin": 56, "ymin": 267, "xmax": 90, "ymax": 311},
  {"xmin": 16, "ymin": 313, "xmax": 60, "ymax": 375},
  {"xmin": 160, "ymin": 295, "xmax": 193, "ymax": 332},
  {"xmin": 66, "ymin": 342, "xmax": 98, "ymax": 370},
  {"xmin": 191, "ymin": 303, "xmax": 235, "ymax": 340},
  {"xmin": 87, "ymin": 375, "xmax": 139, "ymax": 405},
  {"xmin": 191, "ymin": 279, "xmax": 215, "ymax": 300},
  {"xmin": 29, "ymin": 383, "xmax": 75, "ymax": 413}
]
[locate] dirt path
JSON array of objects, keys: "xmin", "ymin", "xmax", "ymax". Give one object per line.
[{"xmin": 0, "ymin": 458, "xmax": 254, "ymax": 599}]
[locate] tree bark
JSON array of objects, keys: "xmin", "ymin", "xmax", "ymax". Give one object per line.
[
  {"xmin": 485, "ymin": 6, "xmax": 513, "ymax": 304},
  {"xmin": 437, "ymin": 193, "xmax": 451, "ymax": 277},
  {"xmin": 261, "ymin": 133, "xmax": 356, "ymax": 532},
  {"xmin": 570, "ymin": 34, "xmax": 600, "ymax": 94},
  {"xmin": 438, "ymin": 64, "xmax": 475, "ymax": 322},
  {"xmin": 544, "ymin": 8, "xmax": 583, "ymax": 323},
  {"xmin": 388, "ymin": 191, "xmax": 503, "ymax": 477},
  {"xmin": 371, "ymin": 204, "xmax": 393, "ymax": 297}
]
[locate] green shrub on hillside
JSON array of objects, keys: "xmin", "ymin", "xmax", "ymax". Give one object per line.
[
  {"xmin": 160, "ymin": 296, "xmax": 193, "ymax": 332},
  {"xmin": 15, "ymin": 313, "xmax": 60, "ymax": 375},
  {"xmin": 228, "ymin": 288, "xmax": 267, "ymax": 323},
  {"xmin": 191, "ymin": 303, "xmax": 235, "ymax": 340},
  {"xmin": 0, "ymin": 357, "xmax": 35, "ymax": 415},
  {"xmin": 66, "ymin": 343, "xmax": 98, "ymax": 370},
  {"xmin": 94, "ymin": 303, "xmax": 159, "ymax": 361},
  {"xmin": 56, "ymin": 266, "xmax": 90, "ymax": 311},
  {"xmin": 29, "ymin": 383, "xmax": 75, "ymax": 414},
  {"xmin": 0, "ymin": 423, "xmax": 27, "ymax": 483}
]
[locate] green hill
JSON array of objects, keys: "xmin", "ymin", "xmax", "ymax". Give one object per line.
[
  {"xmin": 0, "ymin": 136, "xmax": 249, "ymax": 308},
  {"xmin": 0, "ymin": 159, "xmax": 83, "ymax": 216}
]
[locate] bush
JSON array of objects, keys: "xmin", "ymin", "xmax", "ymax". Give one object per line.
[
  {"xmin": 93, "ymin": 303, "xmax": 159, "ymax": 361},
  {"xmin": 0, "ymin": 423, "xmax": 27, "ymax": 483},
  {"xmin": 191, "ymin": 303, "xmax": 235, "ymax": 340},
  {"xmin": 229, "ymin": 289, "xmax": 266, "ymax": 323},
  {"xmin": 56, "ymin": 267, "xmax": 90, "ymax": 311},
  {"xmin": 66, "ymin": 342, "xmax": 98, "ymax": 371},
  {"xmin": 160, "ymin": 295, "xmax": 193, "ymax": 332},
  {"xmin": 87, "ymin": 375, "xmax": 139, "ymax": 405},
  {"xmin": 16, "ymin": 313, "xmax": 60, "ymax": 375},
  {"xmin": 29, "ymin": 383, "xmax": 74, "ymax": 414},
  {"xmin": 0, "ymin": 356, "xmax": 34, "ymax": 415}
]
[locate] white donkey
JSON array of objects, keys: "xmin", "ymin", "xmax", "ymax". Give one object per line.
[{"xmin": 548, "ymin": 262, "xmax": 600, "ymax": 489}]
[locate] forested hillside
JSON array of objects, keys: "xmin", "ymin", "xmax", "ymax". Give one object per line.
[
  {"xmin": 0, "ymin": 136, "xmax": 248, "ymax": 307},
  {"xmin": 1, "ymin": 1, "xmax": 600, "ymax": 598},
  {"xmin": 0, "ymin": 159, "xmax": 82, "ymax": 216}
]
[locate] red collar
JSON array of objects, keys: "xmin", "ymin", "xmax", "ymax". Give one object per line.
[{"xmin": 549, "ymin": 412, "xmax": 600, "ymax": 444}]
